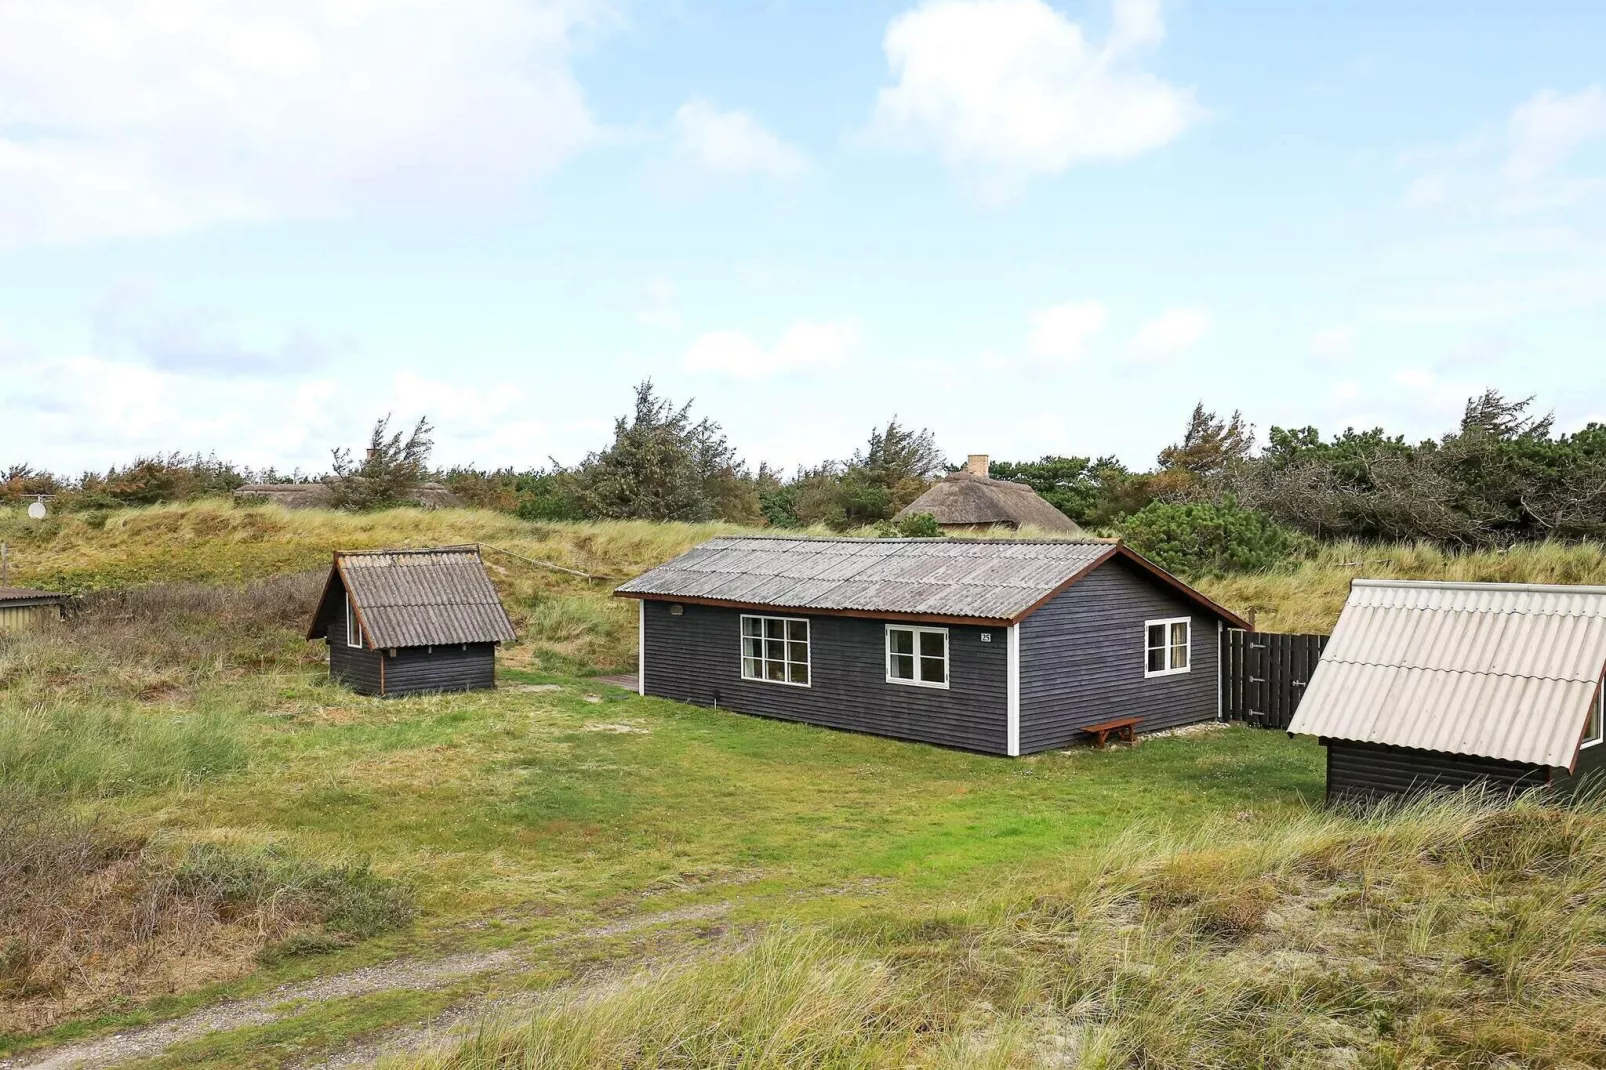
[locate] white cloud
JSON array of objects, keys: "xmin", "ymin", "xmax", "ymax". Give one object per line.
[
  {"xmin": 868, "ymin": 0, "xmax": 1200, "ymax": 195},
  {"xmin": 0, "ymin": 0, "xmax": 603, "ymax": 246},
  {"xmin": 670, "ymin": 98, "xmax": 810, "ymax": 180},
  {"xmin": 1404, "ymin": 86, "xmax": 1606, "ymax": 215},
  {"xmin": 1127, "ymin": 306, "xmax": 1209, "ymax": 362},
  {"xmin": 635, "ymin": 278, "xmax": 683, "ymax": 332},
  {"xmin": 683, "ymin": 321, "xmax": 860, "ymax": 381},
  {"xmin": 1309, "ymin": 327, "xmax": 1353, "ymax": 362},
  {"xmin": 1027, "ymin": 300, "xmax": 1107, "ymax": 364},
  {"xmin": 92, "ymin": 280, "xmax": 337, "ymax": 378},
  {"xmin": 1504, "ymin": 86, "xmax": 1606, "ymax": 185}
]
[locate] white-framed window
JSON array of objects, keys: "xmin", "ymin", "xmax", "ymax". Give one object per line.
[
  {"xmin": 886, "ymin": 624, "xmax": 949, "ymax": 689},
  {"xmin": 1145, "ymin": 617, "xmax": 1191, "ymax": 677},
  {"xmin": 1584, "ymin": 677, "xmax": 1604, "ymax": 749},
  {"xmin": 345, "ymin": 593, "xmax": 363, "ymax": 648},
  {"xmin": 741, "ymin": 615, "xmax": 810, "ymax": 687}
]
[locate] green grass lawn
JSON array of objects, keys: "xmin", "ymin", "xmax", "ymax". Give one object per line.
[{"xmin": 4, "ymin": 657, "xmax": 1323, "ymax": 1065}]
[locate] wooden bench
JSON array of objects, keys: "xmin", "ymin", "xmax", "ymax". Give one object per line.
[{"xmin": 1080, "ymin": 716, "xmax": 1141, "ymax": 748}]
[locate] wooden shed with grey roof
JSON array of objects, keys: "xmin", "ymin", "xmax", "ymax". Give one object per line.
[
  {"xmin": 307, "ymin": 547, "xmax": 516, "ymax": 697},
  {"xmin": 616, "ymin": 536, "xmax": 1247, "ymax": 755},
  {"xmin": 0, "ymin": 587, "xmax": 67, "ymax": 634},
  {"xmin": 1289, "ymin": 579, "xmax": 1606, "ymax": 802}
]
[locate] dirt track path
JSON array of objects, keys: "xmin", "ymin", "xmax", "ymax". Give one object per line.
[{"xmin": 2, "ymin": 903, "xmax": 731, "ymax": 1070}]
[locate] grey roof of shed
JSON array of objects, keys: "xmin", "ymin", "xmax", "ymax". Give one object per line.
[
  {"xmin": 1288, "ymin": 579, "xmax": 1606, "ymax": 769},
  {"xmin": 615, "ymin": 536, "xmax": 1248, "ymax": 626},
  {"xmin": 308, "ymin": 547, "xmax": 516, "ymax": 649},
  {"xmin": 0, "ymin": 587, "xmax": 66, "ymax": 605},
  {"xmin": 894, "ymin": 471, "xmax": 1083, "ymax": 534}
]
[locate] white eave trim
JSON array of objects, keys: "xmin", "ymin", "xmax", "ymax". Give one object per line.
[{"xmin": 1006, "ymin": 624, "xmax": 1021, "ymax": 757}]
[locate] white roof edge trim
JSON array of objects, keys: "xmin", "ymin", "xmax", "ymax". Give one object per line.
[{"xmin": 1352, "ymin": 578, "xmax": 1606, "ymax": 596}]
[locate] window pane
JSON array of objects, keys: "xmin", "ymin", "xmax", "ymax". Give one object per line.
[
  {"xmin": 743, "ymin": 617, "xmax": 761, "ymax": 637},
  {"xmin": 1147, "ymin": 624, "xmax": 1165, "ymax": 649},
  {"xmin": 766, "ymin": 639, "xmax": 785, "ymax": 661},
  {"xmin": 789, "ymin": 662, "xmax": 809, "ymax": 685},
  {"xmin": 742, "ymin": 637, "xmax": 761, "ymax": 658},
  {"xmin": 1148, "ymin": 647, "xmax": 1167, "ymax": 673},
  {"xmin": 919, "ymin": 631, "xmax": 945, "ymax": 658},
  {"xmin": 890, "ymin": 653, "xmax": 915, "ymax": 679},
  {"xmin": 766, "ymin": 618, "xmax": 784, "ymax": 639},
  {"xmin": 742, "ymin": 658, "xmax": 761, "ymax": 679},
  {"xmin": 766, "ymin": 660, "xmax": 785, "ymax": 681},
  {"xmin": 890, "ymin": 629, "xmax": 914, "ymax": 655},
  {"xmin": 1171, "ymin": 643, "xmax": 1189, "ymax": 670},
  {"xmin": 788, "ymin": 620, "xmax": 808, "ymax": 641},
  {"xmin": 919, "ymin": 656, "xmax": 946, "ymax": 684},
  {"xmin": 1170, "ymin": 621, "xmax": 1189, "ymax": 648},
  {"xmin": 788, "ymin": 641, "xmax": 808, "ymax": 664}
]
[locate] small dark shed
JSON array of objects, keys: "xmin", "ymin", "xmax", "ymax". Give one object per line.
[
  {"xmin": 307, "ymin": 547, "xmax": 516, "ymax": 697},
  {"xmin": 1288, "ymin": 580, "xmax": 1606, "ymax": 802},
  {"xmin": 0, "ymin": 587, "xmax": 67, "ymax": 635},
  {"xmin": 615, "ymin": 536, "xmax": 1247, "ymax": 755}
]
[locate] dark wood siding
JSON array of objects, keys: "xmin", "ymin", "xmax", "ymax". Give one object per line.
[
  {"xmin": 641, "ymin": 601, "xmax": 1008, "ymax": 753},
  {"xmin": 381, "ymin": 644, "xmax": 497, "ymax": 696},
  {"xmin": 1017, "ymin": 559, "xmax": 1221, "ymax": 753},
  {"xmin": 329, "ymin": 639, "xmax": 385, "ymax": 696},
  {"xmin": 1551, "ymin": 741, "xmax": 1606, "ymax": 797},
  {"xmin": 1324, "ymin": 739, "xmax": 1549, "ymax": 803}
]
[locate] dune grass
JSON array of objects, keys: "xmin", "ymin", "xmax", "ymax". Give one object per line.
[{"xmin": 400, "ymin": 794, "xmax": 1606, "ymax": 1070}]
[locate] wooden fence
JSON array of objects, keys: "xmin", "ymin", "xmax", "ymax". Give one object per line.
[{"xmin": 1220, "ymin": 629, "xmax": 1329, "ymax": 730}]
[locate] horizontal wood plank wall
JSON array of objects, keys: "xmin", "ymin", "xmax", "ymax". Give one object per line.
[
  {"xmin": 641, "ymin": 601, "xmax": 1009, "ymax": 754},
  {"xmin": 329, "ymin": 641, "xmax": 385, "ymax": 695},
  {"xmin": 1325, "ymin": 739, "xmax": 1549, "ymax": 803},
  {"xmin": 382, "ymin": 644, "xmax": 497, "ymax": 696},
  {"xmin": 1017, "ymin": 559, "xmax": 1220, "ymax": 753}
]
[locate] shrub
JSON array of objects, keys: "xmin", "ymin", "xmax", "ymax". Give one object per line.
[
  {"xmin": 875, "ymin": 512, "xmax": 941, "ymax": 538},
  {"xmin": 0, "ymin": 789, "xmax": 413, "ymax": 1031},
  {"xmin": 1120, "ymin": 498, "xmax": 1307, "ymax": 577}
]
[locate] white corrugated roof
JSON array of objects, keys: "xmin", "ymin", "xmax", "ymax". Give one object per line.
[{"xmin": 1288, "ymin": 579, "xmax": 1606, "ymax": 768}]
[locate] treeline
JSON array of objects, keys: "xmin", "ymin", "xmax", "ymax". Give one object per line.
[{"xmin": 7, "ymin": 382, "xmax": 1605, "ymax": 568}]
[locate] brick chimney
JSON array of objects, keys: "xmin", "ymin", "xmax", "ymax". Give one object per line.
[{"xmin": 966, "ymin": 454, "xmax": 989, "ymax": 479}]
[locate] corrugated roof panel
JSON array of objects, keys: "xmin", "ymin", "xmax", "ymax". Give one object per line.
[
  {"xmin": 338, "ymin": 548, "xmax": 517, "ymax": 649},
  {"xmin": 614, "ymin": 536, "xmax": 1123, "ymax": 621},
  {"xmin": 1289, "ymin": 579, "xmax": 1606, "ymax": 768}
]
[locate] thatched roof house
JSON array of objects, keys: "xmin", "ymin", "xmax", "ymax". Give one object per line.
[{"xmin": 895, "ymin": 455, "xmax": 1082, "ymax": 535}]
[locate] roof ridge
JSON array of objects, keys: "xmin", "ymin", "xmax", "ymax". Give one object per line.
[
  {"xmin": 710, "ymin": 534, "xmax": 1115, "ymax": 545},
  {"xmin": 1353, "ymin": 578, "xmax": 1606, "ymax": 596},
  {"xmin": 1315, "ymin": 658, "xmax": 1604, "ymax": 682},
  {"xmin": 337, "ymin": 544, "xmax": 482, "ymax": 558}
]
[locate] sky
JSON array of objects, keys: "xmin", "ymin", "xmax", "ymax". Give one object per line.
[{"xmin": 2, "ymin": 0, "xmax": 1605, "ymax": 477}]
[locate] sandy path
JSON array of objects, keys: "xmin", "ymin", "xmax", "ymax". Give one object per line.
[{"xmin": 3, "ymin": 903, "xmax": 731, "ymax": 1070}]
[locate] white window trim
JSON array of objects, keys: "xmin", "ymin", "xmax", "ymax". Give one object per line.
[
  {"xmin": 739, "ymin": 614, "xmax": 812, "ymax": 688},
  {"xmin": 885, "ymin": 624, "xmax": 951, "ymax": 690},
  {"xmin": 1144, "ymin": 616, "xmax": 1192, "ymax": 678},
  {"xmin": 1584, "ymin": 678, "xmax": 1605, "ymax": 749},
  {"xmin": 345, "ymin": 592, "xmax": 363, "ymax": 649}
]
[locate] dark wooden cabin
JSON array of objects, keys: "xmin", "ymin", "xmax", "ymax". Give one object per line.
[
  {"xmin": 615, "ymin": 536, "xmax": 1247, "ymax": 756},
  {"xmin": 1289, "ymin": 579, "xmax": 1606, "ymax": 802},
  {"xmin": 307, "ymin": 546, "xmax": 516, "ymax": 697}
]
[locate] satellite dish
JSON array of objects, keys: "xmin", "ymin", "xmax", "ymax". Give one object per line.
[{"xmin": 27, "ymin": 501, "xmax": 46, "ymax": 520}]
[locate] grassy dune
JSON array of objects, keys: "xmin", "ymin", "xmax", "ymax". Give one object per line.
[{"xmin": 5, "ymin": 502, "xmax": 1606, "ymax": 1065}]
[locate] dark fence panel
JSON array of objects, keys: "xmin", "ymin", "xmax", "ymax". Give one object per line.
[{"xmin": 1220, "ymin": 630, "xmax": 1329, "ymax": 729}]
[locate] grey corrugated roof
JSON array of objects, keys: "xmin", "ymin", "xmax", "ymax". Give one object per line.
[
  {"xmin": 0, "ymin": 587, "xmax": 65, "ymax": 604},
  {"xmin": 1288, "ymin": 579, "xmax": 1606, "ymax": 768},
  {"xmin": 616, "ymin": 536, "xmax": 1123, "ymax": 621},
  {"xmin": 335, "ymin": 547, "xmax": 516, "ymax": 649}
]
